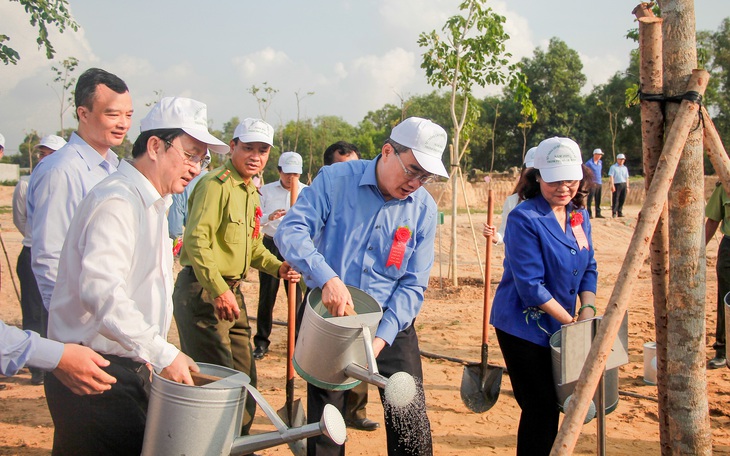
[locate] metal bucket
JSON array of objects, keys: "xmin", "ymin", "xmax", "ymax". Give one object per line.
[
  {"xmin": 724, "ymin": 293, "xmax": 730, "ymax": 369},
  {"xmin": 643, "ymin": 342, "xmax": 657, "ymax": 385},
  {"xmin": 549, "ymin": 331, "xmax": 619, "ymax": 416},
  {"xmin": 141, "ymin": 363, "xmax": 249, "ymax": 456},
  {"xmin": 294, "ymin": 286, "xmax": 382, "ymax": 390}
]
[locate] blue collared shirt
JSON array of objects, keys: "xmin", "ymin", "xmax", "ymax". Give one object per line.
[
  {"xmin": 168, "ymin": 170, "xmax": 207, "ymax": 238},
  {"xmin": 608, "ymin": 163, "xmax": 629, "ymax": 184},
  {"xmin": 1, "ymin": 321, "xmax": 64, "ymax": 376},
  {"xmin": 26, "ymin": 132, "xmax": 120, "ymax": 310},
  {"xmin": 274, "ymin": 157, "xmax": 436, "ymax": 345},
  {"xmin": 491, "ymin": 195, "xmax": 598, "ymax": 347},
  {"xmin": 585, "ymin": 158, "xmax": 603, "ymax": 184}
]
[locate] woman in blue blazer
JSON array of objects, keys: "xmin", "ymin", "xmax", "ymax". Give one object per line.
[{"xmin": 491, "ymin": 137, "xmax": 598, "ymax": 456}]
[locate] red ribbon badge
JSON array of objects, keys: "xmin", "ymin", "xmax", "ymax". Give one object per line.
[
  {"xmin": 252, "ymin": 206, "xmax": 263, "ymax": 239},
  {"xmin": 386, "ymin": 226, "xmax": 412, "ymax": 269},
  {"xmin": 570, "ymin": 211, "xmax": 589, "ymax": 250}
]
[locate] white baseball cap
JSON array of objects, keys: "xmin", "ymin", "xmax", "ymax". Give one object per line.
[
  {"xmin": 534, "ymin": 137, "xmax": 583, "ymax": 183},
  {"xmin": 278, "ymin": 151, "xmax": 303, "ymax": 174},
  {"xmin": 0, "ymin": 133, "xmax": 5, "ymax": 148},
  {"xmin": 140, "ymin": 97, "xmax": 230, "ymax": 154},
  {"xmin": 34, "ymin": 135, "xmax": 67, "ymax": 151},
  {"xmin": 524, "ymin": 147, "xmax": 537, "ymax": 168},
  {"xmin": 234, "ymin": 118, "xmax": 275, "ymax": 146},
  {"xmin": 593, "ymin": 148, "xmax": 604, "ymax": 155},
  {"xmin": 390, "ymin": 117, "xmax": 448, "ymax": 178},
  {"xmin": 617, "ymin": 153, "xmax": 626, "ymax": 160}
]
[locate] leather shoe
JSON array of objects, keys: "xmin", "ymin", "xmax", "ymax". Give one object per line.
[
  {"xmin": 596, "ymin": 214, "xmax": 605, "ymax": 219},
  {"xmin": 252, "ymin": 346, "xmax": 268, "ymax": 360},
  {"xmin": 346, "ymin": 418, "xmax": 380, "ymax": 431},
  {"xmin": 708, "ymin": 356, "xmax": 726, "ymax": 369}
]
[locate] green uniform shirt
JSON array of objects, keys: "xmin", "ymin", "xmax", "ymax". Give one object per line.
[
  {"xmin": 181, "ymin": 159, "xmax": 282, "ymax": 297},
  {"xmin": 706, "ymin": 183, "xmax": 730, "ymax": 237}
]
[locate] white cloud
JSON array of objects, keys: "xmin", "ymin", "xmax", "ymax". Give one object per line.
[
  {"xmin": 579, "ymin": 53, "xmax": 624, "ymax": 92},
  {"xmin": 231, "ymin": 47, "xmax": 292, "ymax": 78}
]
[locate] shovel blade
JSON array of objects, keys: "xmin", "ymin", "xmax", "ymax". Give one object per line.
[
  {"xmin": 460, "ymin": 363, "xmax": 503, "ymax": 413},
  {"xmin": 276, "ymin": 398, "xmax": 307, "ymax": 456}
]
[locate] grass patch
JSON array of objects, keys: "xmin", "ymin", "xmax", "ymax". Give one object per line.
[{"xmin": 0, "ymin": 206, "xmax": 12, "ymax": 215}]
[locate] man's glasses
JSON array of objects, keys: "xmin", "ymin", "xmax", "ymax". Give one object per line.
[
  {"xmin": 165, "ymin": 140, "xmax": 211, "ymax": 169},
  {"xmin": 394, "ymin": 151, "xmax": 436, "ymax": 184}
]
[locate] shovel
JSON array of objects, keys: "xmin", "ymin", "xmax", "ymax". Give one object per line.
[
  {"xmin": 276, "ymin": 175, "xmax": 307, "ymax": 456},
  {"xmin": 460, "ymin": 188, "xmax": 503, "ymax": 413}
]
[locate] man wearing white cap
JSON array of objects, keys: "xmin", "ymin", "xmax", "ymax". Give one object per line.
[
  {"xmin": 609, "ymin": 153, "xmax": 630, "ymax": 217},
  {"xmin": 26, "ymin": 68, "xmax": 134, "ymax": 331},
  {"xmin": 585, "ymin": 148, "xmax": 605, "ymax": 218},
  {"xmin": 44, "ymin": 96, "xmax": 227, "ymax": 455},
  {"xmin": 173, "ymin": 118, "xmax": 300, "ymax": 436},
  {"xmin": 12, "ymin": 134, "xmax": 66, "ymax": 385},
  {"xmin": 276, "ymin": 116, "xmax": 447, "ymax": 455},
  {"xmin": 253, "ymin": 151, "xmax": 307, "ymax": 360}
]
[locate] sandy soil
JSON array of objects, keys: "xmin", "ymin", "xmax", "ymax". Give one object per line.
[{"xmin": 0, "ymin": 184, "xmax": 728, "ymax": 455}]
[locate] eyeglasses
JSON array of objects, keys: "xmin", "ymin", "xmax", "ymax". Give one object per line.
[
  {"xmin": 543, "ymin": 179, "xmax": 580, "ymax": 188},
  {"xmin": 165, "ymin": 140, "xmax": 211, "ymax": 169},
  {"xmin": 393, "ymin": 151, "xmax": 436, "ymax": 184}
]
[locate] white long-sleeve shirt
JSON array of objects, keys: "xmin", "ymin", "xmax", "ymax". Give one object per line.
[
  {"xmin": 27, "ymin": 132, "xmax": 120, "ymax": 310},
  {"xmin": 48, "ymin": 160, "xmax": 179, "ymax": 370},
  {"xmin": 12, "ymin": 176, "xmax": 31, "ymax": 246},
  {"xmin": 259, "ymin": 179, "xmax": 308, "ymax": 238}
]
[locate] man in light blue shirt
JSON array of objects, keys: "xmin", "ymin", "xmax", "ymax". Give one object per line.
[
  {"xmin": 608, "ymin": 153, "xmax": 630, "ymax": 217},
  {"xmin": 276, "ymin": 117, "xmax": 448, "ymax": 456},
  {"xmin": 26, "ymin": 68, "xmax": 133, "ymax": 327}
]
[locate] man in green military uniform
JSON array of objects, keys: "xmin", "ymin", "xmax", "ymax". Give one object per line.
[
  {"xmin": 173, "ymin": 117, "xmax": 300, "ymax": 433},
  {"xmin": 705, "ymin": 181, "xmax": 729, "ymax": 369}
]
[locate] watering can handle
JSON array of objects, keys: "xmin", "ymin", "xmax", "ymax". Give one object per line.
[{"xmin": 360, "ymin": 325, "xmax": 379, "ymax": 377}]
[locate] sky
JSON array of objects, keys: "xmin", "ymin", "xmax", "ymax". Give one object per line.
[{"xmin": 1, "ymin": 0, "xmax": 729, "ymax": 155}]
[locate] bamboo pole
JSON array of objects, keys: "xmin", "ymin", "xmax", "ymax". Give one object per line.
[
  {"xmin": 550, "ymin": 69, "xmax": 709, "ymax": 456},
  {"xmin": 457, "ymin": 169, "xmax": 484, "ymax": 279},
  {"xmin": 635, "ymin": 11, "xmax": 671, "ymax": 452},
  {"xmin": 701, "ymin": 106, "xmax": 730, "ymax": 195}
]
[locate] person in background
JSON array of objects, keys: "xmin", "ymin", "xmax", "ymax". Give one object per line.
[
  {"xmin": 0, "ymin": 133, "xmax": 5, "ymax": 158},
  {"xmin": 12, "ymin": 134, "xmax": 66, "ymax": 385},
  {"xmin": 45, "ymin": 96, "xmax": 225, "ymax": 455},
  {"xmin": 26, "ymin": 68, "xmax": 133, "ymax": 333},
  {"xmin": 173, "ymin": 118, "xmax": 300, "ymax": 437},
  {"xmin": 483, "ymin": 147, "xmax": 536, "ymax": 245},
  {"xmin": 276, "ymin": 117, "xmax": 448, "ymax": 455},
  {"xmin": 168, "ymin": 151, "xmax": 211, "ymax": 254},
  {"xmin": 585, "ymin": 148, "xmax": 604, "ymax": 218},
  {"xmin": 704, "ymin": 181, "xmax": 728, "ymax": 369},
  {"xmin": 491, "ymin": 137, "xmax": 598, "ymax": 456},
  {"xmin": 321, "ymin": 140, "xmax": 379, "ymax": 432},
  {"xmin": 253, "ymin": 151, "xmax": 307, "ymax": 360},
  {"xmin": 1, "ymin": 320, "xmax": 116, "ymax": 393},
  {"xmin": 609, "ymin": 153, "xmax": 629, "ymax": 218}
]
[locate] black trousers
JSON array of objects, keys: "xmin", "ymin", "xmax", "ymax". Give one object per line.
[
  {"xmin": 306, "ymin": 324, "xmax": 432, "ymax": 456},
  {"xmin": 254, "ymin": 235, "xmax": 302, "ymax": 349},
  {"xmin": 496, "ymin": 329, "xmax": 559, "ymax": 456},
  {"xmin": 612, "ymin": 182, "xmax": 627, "ymax": 216},
  {"xmin": 715, "ymin": 236, "xmax": 729, "ymax": 357},
  {"xmin": 587, "ymin": 184, "xmax": 602, "ymax": 217},
  {"xmin": 45, "ymin": 355, "xmax": 151, "ymax": 456},
  {"xmin": 17, "ymin": 246, "xmax": 44, "ymax": 345}
]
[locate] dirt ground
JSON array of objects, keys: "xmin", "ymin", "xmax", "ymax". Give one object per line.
[{"xmin": 0, "ymin": 184, "xmax": 728, "ymax": 455}]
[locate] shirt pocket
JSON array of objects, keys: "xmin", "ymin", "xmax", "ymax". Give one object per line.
[{"xmin": 223, "ymin": 212, "xmax": 247, "ymax": 244}]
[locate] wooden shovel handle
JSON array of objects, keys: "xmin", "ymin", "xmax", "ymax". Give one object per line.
[
  {"xmin": 191, "ymin": 371, "xmax": 221, "ymax": 386},
  {"xmin": 482, "ymin": 190, "xmax": 494, "ymax": 346},
  {"xmin": 287, "ymin": 176, "xmax": 299, "ymax": 383}
]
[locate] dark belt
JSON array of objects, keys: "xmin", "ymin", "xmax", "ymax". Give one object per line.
[
  {"xmin": 264, "ymin": 234, "xmax": 274, "ymax": 240},
  {"xmin": 183, "ymin": 265, "xmax": 241, "ymax": 289},
  {"xmin": 104, "ymin": 354, "xmax": 146, "ymax": 372}
]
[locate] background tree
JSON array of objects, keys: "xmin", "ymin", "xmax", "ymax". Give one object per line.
[
  {"xmin": 293, "ymin": 89, "xmax": 314, "ymax": 151},
  {"xmin": 1, "ymin": 0, "xmax": 78, "ymax": 65},
  {"xmin": 49, "ymin": 56, "xmax": 78, "ymax": 132},
  {"xmin": 248, "ymin": 82, "xmax": 278, "ymax": 121},
  {"xmin": 419, "ymin": 0, "xmax": 519, "ymax": 285}
]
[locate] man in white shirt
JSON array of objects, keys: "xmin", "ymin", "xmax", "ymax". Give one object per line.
[
  {"xmin": 45, "ymin": 97, "xmax": 228, "ymax": 456},
  {"xmin": 26, "ymin": 68, "xmax": 134, "ymax": 334},
  {"xmin": 12, "ymin": 134, "xmax": 66, "ymax": 385},
  {"xmin": 253, "ymin": 151, "xmax": 307, "ymax": 360}
]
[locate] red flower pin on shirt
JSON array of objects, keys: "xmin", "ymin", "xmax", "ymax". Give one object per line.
[
  {"xmin": 570, "ymin": 211, "xmax": 589, "ymax": 250},
  {"xmin": 252, "ymin": 206, "xmax": 263, "ymax": 239},
  {"xmin": 386, "ymin": 226, "xmax": 412, "ymax": 269}
]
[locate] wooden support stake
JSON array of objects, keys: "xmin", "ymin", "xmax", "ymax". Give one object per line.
[
  {"xmin": 701, "ymin": 106, "xmax": 730, "ymax": 196},
  {"xmin": 550, "ymin": 69, "xmax": 709, "ymax": 456}
]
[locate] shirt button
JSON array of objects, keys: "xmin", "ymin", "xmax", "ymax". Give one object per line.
[
  {"xmin": 368, "ymin": 246, "xmax": 373, "ymax": 250},
  {"xmin": 570, "ymin": 289, "xmax": 576, "ymax": 295},
  {"xmin": 375, "ymin": 225, "xmax": 380, "ymax": 229},
  {"xmin": 573, "ymin": 270, "xmax": 578, "ymax": 276},
  {"xmin": 363, "ymin": 268, "xmax": 368, "ymax": 273},
  {"xmin": 570, "ymin": 249, "xmax": 576, "ymax": 255}
]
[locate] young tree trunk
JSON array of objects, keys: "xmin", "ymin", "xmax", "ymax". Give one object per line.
[
  {"xmin": 660, "ymin": 1, "xmax": 712, "ymax": 454},
  {"xmin": 635, "ymin": 11, "xmax": 671, "ymax": 453}
]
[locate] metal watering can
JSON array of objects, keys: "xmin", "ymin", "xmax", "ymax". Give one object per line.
[
  {"xmin": 141, "ymin": 363, "xmax": 346, "ymax": 456},
  {"xmin": 293, "ymin": 286, "xmax": 417, "ymax": 407}
]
